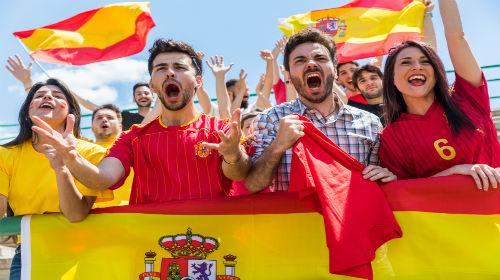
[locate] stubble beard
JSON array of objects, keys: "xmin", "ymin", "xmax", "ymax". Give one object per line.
[{"xmin": 158, "ymin": 87, "xmax": 195, "ymax": 112}]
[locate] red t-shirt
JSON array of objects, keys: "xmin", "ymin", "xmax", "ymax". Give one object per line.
[
  {"xmin": 273, "ymin": 79, "xmax": 287, "ymax": 105},
  {"xmin": 107, "ymin": 114, "xmax": 232, "ymax": 205},
  {"xmin": 348, "ymin": 93, "xmax": 368, "ymax": 104},
  {"xmin": 379, "ymin": 73, "xmax": 500, "ymax": 179}
]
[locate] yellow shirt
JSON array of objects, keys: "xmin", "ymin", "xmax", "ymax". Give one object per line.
[
  {"xmin": 0, "ymin": 139, "xmax": 112, "ymax": 215},
  {"xmin": 93, "ymin": 140, "xmax": 133, "ymax": 208}
]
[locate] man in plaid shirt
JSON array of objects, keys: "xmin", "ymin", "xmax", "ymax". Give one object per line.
[{"xmin": 245, "ymin": 29, "xmax": 396, "ymax": 192}]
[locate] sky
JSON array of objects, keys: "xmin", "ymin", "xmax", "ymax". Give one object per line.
[{"xmin": 1, "ymin": 0, "xmax": 499, "ymax": 142}]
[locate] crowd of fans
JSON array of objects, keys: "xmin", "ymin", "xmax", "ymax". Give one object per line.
[{"xmin": 1, "ymin": 0, "xmax": 500, "ymax": 278}]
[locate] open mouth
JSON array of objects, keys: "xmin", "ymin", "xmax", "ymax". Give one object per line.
[
  {"xmin": 306, "ymin": 73, "xmax": 322, "ymax": 89},
  {"xmin": 39, "ymin": 103, "xmax": 55, "ymax": 109},
  {"xmin": 408, "ymin": 74, "xmax": 426, "ymax": 86},
  {"xmin": 100, "ymin": 124, "xmax": 110, "ymax": 129},
  {"xmin": 164, "ymin": 83, "xmax": 181, "ymax": 98}
]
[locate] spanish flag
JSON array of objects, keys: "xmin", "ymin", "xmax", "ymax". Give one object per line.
[
  {"xmin": 13, "ymin": 2, "xmax": 155, "ymax": 65},
  {"xmin": 278, "ymin": 0, "xmax": 425, "ymax": 63},
  {"xmin": 20, "ymin": 176, "xmax": 500, "ymax": 279}
]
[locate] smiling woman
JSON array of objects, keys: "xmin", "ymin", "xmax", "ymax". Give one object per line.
[
  {"xmin": 0, "ymin": 78, "xmax": 110, "ymax": 279},
  {"xmin": 378, "ymin": 0, "xmax": 500, "ymax": 191}
]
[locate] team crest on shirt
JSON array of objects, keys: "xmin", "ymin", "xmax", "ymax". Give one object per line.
[
  {"xmin": 138, "ymin": 228, "xmax": 240, "ymax": 280},
  {"xmin": 194, "ymin": 141, "xmax": 211, "ymax": 158},
  {"xmin": 312, "ymin": 17, "xmax": 347, "ymax": 37}
]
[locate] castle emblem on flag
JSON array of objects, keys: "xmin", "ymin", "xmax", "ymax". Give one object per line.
[
  {"xmin": 139, "ymin": 228, "xmax": 240, "ymax": 280},
  {"xmin": 194, "ymin": 142, "xmax": 211, "ymax": 158},
  {"xmin": 313, "ymin": 17, "xmax": 347, "ymax": 37}
]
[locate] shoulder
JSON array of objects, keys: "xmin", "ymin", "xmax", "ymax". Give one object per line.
[
  {"xmin": 0, "ymin": 143, "xmax": 21, "ymax": 167},
  {"xmin": 255, "ymin": 100, "xmax": 300, "ymax": 123},
  {"xmin": 76, "ymin": 138, "xmax": 106, "ymax": 155}
]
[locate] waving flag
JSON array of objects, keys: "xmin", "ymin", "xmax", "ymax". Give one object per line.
[
  {"xmin": 13, "ymin": 2, "xmax": 155, "ymax": 65},
  {"xmin": 278, "ymin": 0, "xmax": 425, "ymax": 63}
]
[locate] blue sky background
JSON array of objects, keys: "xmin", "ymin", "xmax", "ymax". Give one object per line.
[{"xmin": 1, "ymin": 0, "xmax": 499, "ymax": 141}]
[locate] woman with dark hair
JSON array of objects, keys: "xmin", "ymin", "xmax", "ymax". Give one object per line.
[
  {"xmin": 0, "ymin": 78, "xmax": 110, "ymax": 280},
  {"xmin": 378, "ymin": 0, "xmax": 500, "ymax": 190}
]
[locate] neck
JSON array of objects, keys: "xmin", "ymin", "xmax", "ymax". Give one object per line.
[
  {"xmin": 365, "ymin": 95, "xmax": 384, "ymax": 105},
  {"xmin": 404, "ymin": 93, "xmax": 435, "ymax": 115},
  {"xmin": 95, "ymin": 135, "xmax": 117, "ymax": 144},
  {"xmin": 300, "ymin": 93, "xmax": 337, "ymax": 117},
  {"xmin": 160, "ymin": 103, "xmax": 199, "ymax": 126},
  {"xmin": 345, "ymin": 88, "xmax": 357, "ymax": 98},
  {"xmin": 137, "ymin": 106, "xmax": 151, "ymax": 117}
]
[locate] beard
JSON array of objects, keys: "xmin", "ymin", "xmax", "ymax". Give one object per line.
[
  {"xmin": 158, "ymin": 86, "xmax": 194, "ymax": 112},
  {"xmin": 361, "ymin": 88, "xmax": 383, "ymax": 100},
  {"xmin": 291, "ymin": 73, "xmax": 335, "ymax": 104},
  {"xmin": 136, "ymin": 100, "xmax": 152, "ymax": 108}
]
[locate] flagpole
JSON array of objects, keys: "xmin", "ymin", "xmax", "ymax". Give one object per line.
[{"xmin": 15, "ymin": 37, "xmax": 51, "ymax": 79}]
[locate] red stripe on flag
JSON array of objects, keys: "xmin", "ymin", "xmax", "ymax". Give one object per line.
[
  {"xmin": 26, "ymin": 12, "xmax": 154, "ymax": 65},
  {"xmin": 336, "ymin": 31, "xmax": 422, "ymax": 63},
  {"xmin": 13, "ymin": 8, "xmax": 100, "ymax": 39},
  {"xmin": 382, "ymin": 175, "xmax": 500, "ymax": 214},
  {"xmin": 91, "ymin": 192, "xmax": 317, "ymax": 215},
  {"xmin": 338, "ymin": 0, "xmax": 413, "ymax": 11}
]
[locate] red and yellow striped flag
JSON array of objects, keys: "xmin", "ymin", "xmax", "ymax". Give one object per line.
[
  {"xmin": 278, "ymin": 0, "xmax": 425, "ymax": 63},
  {"xmin": 13, "ymin": 2, "xmax": 155, "ymax": 65},
  {"xmin": 20, "ymin": 175, "xmax": 500, "ymax": 279}
]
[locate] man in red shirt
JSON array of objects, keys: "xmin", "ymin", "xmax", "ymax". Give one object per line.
[{"xmin": 32, "ymin": 39, "xmax": 251, "ymax": 205}]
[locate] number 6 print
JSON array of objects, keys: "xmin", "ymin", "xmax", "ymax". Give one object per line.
[{"xmin": 433, "ymin": 139, "xmax": 456, "ymax": 160}]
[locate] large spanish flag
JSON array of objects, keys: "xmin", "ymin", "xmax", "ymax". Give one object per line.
[
  {"xmin": 20, "ymin": 176, "xmax": 500, "ymax": 279},
  {"xmin": 13, "ymin": 2, "xmax": 155, "ymax": 65},
  {"xmin": 278, "ymin": 0, "xmax": 425, "ymax": 63}
]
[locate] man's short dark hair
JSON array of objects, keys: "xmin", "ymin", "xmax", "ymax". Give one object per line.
[
  {"xmin": 92, "ymin": 104, "xmax": 122, "ymax": 123},
  {"xmin": 352, "ymin": 64, "xmax": 383, "ymax": 90},
  {"xmin": 240, "ymin": 112, "xmax": 259, "ymax": 128},
  {"xmin": 283, "ymin": 28, "xmax": 337, "ymax": 72},
  {"xmin": 133, "ymin": 82, "xmax": 149, "ymax": 94},
  {"xmin": 225, "ymin": 79, "xmax": 238, "ymax": 90},
  {"xmin": 336, "ymin": 61, "xmax": 360, "ymax": 74},
  {"xmin": 148, "ymin": 39, "xmax": 202, "ymax": 76}
]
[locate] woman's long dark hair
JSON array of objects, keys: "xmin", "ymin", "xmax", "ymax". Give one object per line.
[
  {"xmin": 383, "ymin": 41, "xmax": 475, "ymax": 134},
  {"xmin": 3, "ymin": 78, "xmax": 81, "ymax": 147}
]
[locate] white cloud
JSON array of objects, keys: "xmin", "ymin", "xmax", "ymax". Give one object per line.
[
  {"xmin": 32, "ymin": 58, "xmax": 149, "ymax": 105},
  {"xmin": 7, "ymin": 85, "xmax": 25, "ymax": 96}
]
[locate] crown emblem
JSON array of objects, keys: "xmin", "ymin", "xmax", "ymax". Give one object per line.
[{"xmin": 158, "ymin": 228, "xmax": 219, "ymax": 259}]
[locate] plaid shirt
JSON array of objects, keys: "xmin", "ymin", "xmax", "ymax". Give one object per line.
[{"xmin": 251, "ymin": 98, "xmax": 382, "ymax": 191}]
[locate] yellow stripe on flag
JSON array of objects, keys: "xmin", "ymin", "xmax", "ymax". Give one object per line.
[{"xmin": 20, "ymin": 2, "xmax": 150, "ymax": 50}]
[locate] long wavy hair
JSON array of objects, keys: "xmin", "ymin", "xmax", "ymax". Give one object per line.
[
  {"xmin": 3, "ymin": 78, "xmax": 81, "ymax": 147},
  {"xmin": 383, "ymin": 41, "xmax": 475, "ymax": 134}
]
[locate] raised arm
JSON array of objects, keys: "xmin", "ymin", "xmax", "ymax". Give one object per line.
[
  {"xmin": 206, "ymin": 56, "xmax": 232, "ymax": 119},
  {"xmin": 271, "ymin": 37, "xmax": 287, "ymax": 85},
  {"xmin": 31, "ymin": 115, "xmax": 124, "ymax": 190},
  {"xmin": 421, "ymin": 0, "xmax": 437, "ymax": 50},
  {"xmin": 439, "ymin": 0, "xmax": 481, "ymax": 86},
  {"xmin": 259, "ymin": 50, "xmax": 274, "ymax": 99},
  {"xmin": 231, "ymin": 69, "xmax": 248, "ymax": 113}
]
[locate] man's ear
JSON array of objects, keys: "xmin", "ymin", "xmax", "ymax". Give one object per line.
[{"xmin": 284, "ymin": 71, "xmax": 290, "ymax": 81}]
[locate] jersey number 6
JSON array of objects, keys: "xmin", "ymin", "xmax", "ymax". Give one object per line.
[{"xmin": 433, "ymin": 139, "xmax": 456, "ymax": 161}]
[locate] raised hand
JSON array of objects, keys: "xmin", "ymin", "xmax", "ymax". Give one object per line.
[
  {"xmin": 202, "ymin": 109, "xmax": 243, "ymax": 163},
  {"xmin": 362, "ymin": 165, "xmax": 397, "ymax": 183},
  {"xmin": 235, "ymin": 69, "xmax": 248, "ymax": 94},
  {"xmin": 6, "ymin": 54, "xmax": 33, "ymax": 88},
  {"xmin": 272, "ymin": 36, "xmax": 287, "ymax": 59},
  {"xmin": 31, "ymin": 114, "xmax": 78, "ymax": 159},
  {"xmin": 259, "ymin": 50, "xmax": 274, "ymax": 62},
  {"xmin": 205, "ymin": 55, "xmax": 233, "ymax": 78},
  {"xmin": 196, "ymin": 51, "xmax": 205, "ymax": 60}
]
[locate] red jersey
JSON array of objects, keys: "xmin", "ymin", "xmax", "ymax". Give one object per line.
[
  {"xmin": 379, "ymin": 73, "xmax": 500, "ymax": 178},
  {"xmin": 272, "ymin": 79, "xmax": 287, "ymax": 105},
  {"xmin": 107, "ymin": 114, "xmax": 232, "ymax": 205}
]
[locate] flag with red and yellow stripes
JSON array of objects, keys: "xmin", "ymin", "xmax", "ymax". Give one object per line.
[
  {"xmin": 20, "ymin": 175, "xmax": 500, "ymax": 279},
  {"xmin": 13, "ymin": 2, "xmax": 155, "ymax": 65},
  {"xmin": 278, "ymin": 0, "xmax": 425, "ymax": 63}
]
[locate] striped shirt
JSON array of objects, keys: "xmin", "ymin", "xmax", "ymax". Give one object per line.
[
  {"xmin": 251, "ymin": 98, "xmax": 382, "ymax": 191},
  {"xmin": 107, "ymin": 114, "xmax": 231, "ymax": 205}
]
